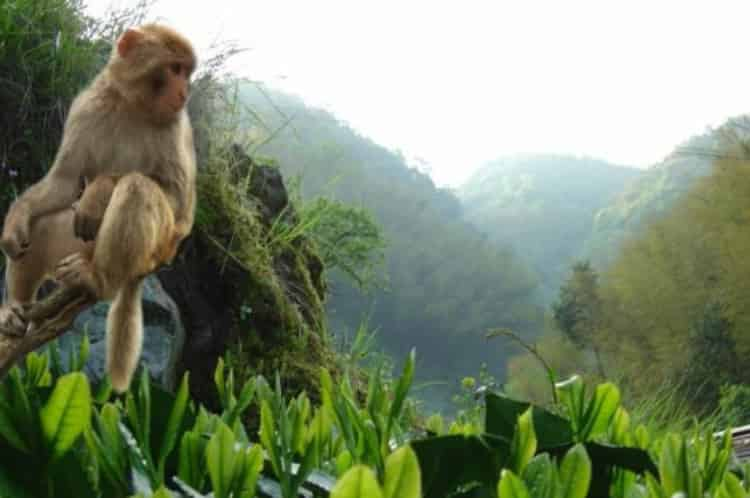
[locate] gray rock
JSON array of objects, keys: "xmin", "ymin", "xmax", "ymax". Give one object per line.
[{"xmin": 34, "ymin": 275, "xmax": 185, "ymax": 389}]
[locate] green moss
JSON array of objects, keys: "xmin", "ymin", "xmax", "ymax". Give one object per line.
[{"xmin": 194, "ymin": 145, "xmax": 332, "ymax": 399}]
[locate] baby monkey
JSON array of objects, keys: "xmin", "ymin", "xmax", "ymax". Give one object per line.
[{"xmin": 0, "ymin": 24, "xmax": 197, "ymax": 392}]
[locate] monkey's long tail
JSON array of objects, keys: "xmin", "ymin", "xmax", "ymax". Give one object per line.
[{"xmin": 106, "ymin": 279, "xmax": 144, "ymax": 392}]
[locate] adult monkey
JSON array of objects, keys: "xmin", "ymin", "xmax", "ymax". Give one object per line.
[{"xmin": 0, "ymin": 24, "xmax": 197, "ymax": 392}]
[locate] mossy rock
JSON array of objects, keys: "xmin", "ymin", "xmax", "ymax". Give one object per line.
[{"xmin": 159, "ymin": 146, "xmax": 333, "ymax": 407}]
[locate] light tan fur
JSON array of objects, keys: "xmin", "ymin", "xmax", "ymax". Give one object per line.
[{"xmin": 0, "ymin": 24, "xmax": 197, "ymax": 392}]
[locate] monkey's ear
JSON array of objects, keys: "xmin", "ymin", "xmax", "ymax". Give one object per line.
[{"xmin": 117, "ymin": 28, "xmax": 144, "ymax": 58}]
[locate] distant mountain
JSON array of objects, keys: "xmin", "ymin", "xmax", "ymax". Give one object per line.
[
  {"xmin": 234, "ymin": 83, "xmax": 545, "ymax": 410},
  {"xmin": 459, "ymin": 155, "xmax": 641, "ymax": 301}
]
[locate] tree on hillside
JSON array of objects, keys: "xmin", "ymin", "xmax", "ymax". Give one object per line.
[{"xmin": 552, "ymin": 261, "xmax": 605, "ymax": 376}]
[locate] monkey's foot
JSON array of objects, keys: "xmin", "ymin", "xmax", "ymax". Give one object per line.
[
  {"xmin": 55, "ymin": 253, "xmax": 99, "ymax": 296},
  {"xmin": 0, "ymin": 303, "xmax": 28, "ymax": 337}
]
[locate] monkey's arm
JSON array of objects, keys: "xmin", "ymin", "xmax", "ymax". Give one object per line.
[
  {"xmin": 15, "ymin": 164, "xmax": 82, "ymax": 220},
  {"xmin": 1, "ymin": 152, "xmax": 84, "ymax": 259}
]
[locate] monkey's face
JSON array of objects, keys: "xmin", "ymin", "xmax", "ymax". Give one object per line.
[
  {"xmin": 149, "ymin": 60, "xmax": 192, "ymax": 124},
  {"xmin": 112, "ymin": 26, "xmax": 196, "ymax": 126}
]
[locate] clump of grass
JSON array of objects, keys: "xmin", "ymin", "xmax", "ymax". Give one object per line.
[
  {"xmin": 190, "ymin": 87, "xmax": 333, "ymax": 399},
  {"xmin": 623, "ymin": 380, "xmax": 725, "ymax": 437},
  {"xmin": 0, "ymin": 0, "xmax": 98, "ymax": 205}
]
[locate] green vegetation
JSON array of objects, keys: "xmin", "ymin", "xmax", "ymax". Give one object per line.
[
  {"xmin": 3, "ymin": 342, "xmax": 748, "ymax": 498},
  {"xmin": 590, "ymin": 120, "xmax": 750, "ymax": 414},
  {"xmin": 585, "ymin": 127, "xmax": 720, "ymax": 268},
  {"xmin": 506, "ymin": 117, "xmax": 750, "ymax": 423}
]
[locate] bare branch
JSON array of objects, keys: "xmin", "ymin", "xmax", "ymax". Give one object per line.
[{"xmin": 0, "ymin": 284, "xmax": 96, "ymax": 378}]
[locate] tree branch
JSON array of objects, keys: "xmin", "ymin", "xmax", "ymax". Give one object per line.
[{"xmin": 0, "ymin": 284, "xmax": 96, "ymax": 378}]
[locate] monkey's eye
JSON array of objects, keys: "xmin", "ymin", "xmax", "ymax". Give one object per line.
[{"xmin": 170, "ymin": 63, "xmax": 182, "ymax": 75}]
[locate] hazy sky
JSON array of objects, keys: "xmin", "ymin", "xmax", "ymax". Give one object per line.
[{"xmin": 85, "ymin": 0, "xmax": 750, "ymax": 186}]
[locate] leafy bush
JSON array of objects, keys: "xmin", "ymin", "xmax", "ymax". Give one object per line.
[
  {"xmin": 0, "ymin": 0, "xmax": 108, "ymax": 208},
  {"xmin": 1, "ymin": 339, "xmax": 747, "ymax": 498}
]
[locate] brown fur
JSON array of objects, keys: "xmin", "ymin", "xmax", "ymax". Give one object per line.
[{"xmin": 0, "ymin": 24, "xmax": 197, "ymax": 391}]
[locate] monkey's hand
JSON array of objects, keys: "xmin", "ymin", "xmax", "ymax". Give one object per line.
[
  {"xmin": 55, "ymin": 252, "xmax": 101, "ymax": 298},
  {"xmin": 74, "ymin": 176, "xmax": 116, "ymax": 241},
  {"xmin": 0, "ymin": 207, "xmax": 31, "ymax": 260},
  {"xmin": 0, "ymin": 303, "xmax": 28, "ymax": 337},
  {"xmin": 73, "ymin": 203, "xmax": 104, "ymax": 242}
]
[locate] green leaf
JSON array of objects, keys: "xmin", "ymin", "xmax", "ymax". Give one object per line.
[
  {"xmin": 0, "ymin": 399, "xmax": 29, "ymax": 453},
  {"xmin": 412, "ymin": 434, "xmax": 505, "ymax": 497},
  {"xmin": 556, "ymin": 376, "xmax": 585, "ymax": 437},
  {"xmin": 580, "ymin": 383, "xmax": 620, "ymax": 440},
  {"xmin": 157, "ymin": 372, "xmax": 190, "ymax": 478},
  {"xmin": 237, "ymin": 444, "xmax": 264, "ymax": 498},
  {"xmin": 0, "ymin": 466, "xmax": 26, "ymax": 498},
  {"xmin": 659, "ymin": 434, "xmax": 688, "ymax": 497},
  {"xmin": 336, "ymin": 450, "xmax": 354, "ymax": 476},
  {"xmin": 152, "ymin": 485, "xmax": 175, "ymax": 498},
  {"xmin": 94, "ymin": 377, "xmax": 113, "ymax": 404},
  {"xmin": 383, "ymin": 445, "xmax": 421, "ymax": 498},
  {"xmin": 214, "ymin": 358, "xmax": 226, "ymax": 407},
  {"xmin": 331, "ymin": 465, "xmax": 384, "ymax": 498},
  {"xmin": 259, "ymin": 399, "xmax": 279, "ymax": 476},
  {"xmin": 177, "ymin": 431, "xmax": 208, "ymax": 489},
  {"xmin": 583, "ymin": 442, "xmax": 657, "ymax": 476},
  {"xmin": 485, "ymin": 393, "xmax": 572, "ymax": 449},
  {"xmin": 292, "ymin": 434, "xmax": 320, "ymax": 492},
  {"xmin": 24, "ymin": 351, "xmax": 51, "ymax": 387},
  {"xmin": 386, "ymin": 349, "xmax": 415, "ymax": 438},
  {"xmin": 522, "ymin": 454, "xmax": 557, "ymax": 498},
  {"xmin": 509, "ymin": 408, "xmax": 536, "ymax": 475},
  {"xmin": 74, "ymin": 334, "xmax": 90, "ymax": 371},
  {"xmin": 206, "ymin": 422, "xmax": 236, "ymax": 498},
  {"xmin": 634, "ymin": 425, "xmax": 650, "ymax": 449},
  {"xmin": 498, "ymin": 469, "xmax": 531, "ymax": 498},
  {"xmin": 121, "ymin": 422, "xmax": 155, "ymax": 492},
  {"xmin": 3, "ymin": 368, "xmax": 35, "ymax": 451},
  {"xmin": 40, "ymin": 372, "xmax": 92, "ymax": 460},
  {"xmin": 558, "ymin": 444, "xmax": 591, "ymax": 498},
  {"xmin": 644, "ymin": 472, "xmax": 666, "ymax": 498},
  {"xmin": 609, "ymin": 408, "xmax": 631, "ymax": 444},
  {"xmin": 224, "ymin": 377, "xmax": 256, "ymax": 426},
  {"xmin": 85, "ymin": 404, "xmax": 128, "ymax": 494},
  {"xmin": 719, "ymin": 472, "xmax": 747, "ymax": 498}
]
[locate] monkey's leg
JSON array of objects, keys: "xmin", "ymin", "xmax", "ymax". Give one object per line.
[
  {"xmin": 1, "ymin": 209, "xmax": 89, "ymax": 335},
  {"xmin": 74, "ymin": 175, "xmax": 118, "ymax": 242},
  {"xmin": 55, "ymin": 172, "xmax": 174, "ymax": 391}
]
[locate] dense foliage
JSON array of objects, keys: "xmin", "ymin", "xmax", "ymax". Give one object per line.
[
  {"xmin": 2, "ymin": 341, "xmax": 748, "ymax": 498},
  {"xmin": 592, "ymin": 119, "xmax": 750, "ymax": 412},
  {"xmin": 584, "ymin": 127, "xmax": 721, "ymax": 268},
  {"xmin": 505, "ymin": 118, "xmax": 750, "ymax": 419}
]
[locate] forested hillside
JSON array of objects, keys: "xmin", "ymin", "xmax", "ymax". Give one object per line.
[
  {"xmin": 459, "ymin": 155, "xmax": 640, "ymax": 301},
  {"xmin": 584, "ymin": 128, "xmax": 722, "ymax": 267},
  {"xmin": 588, "ymin": 117, "xmax": 750, "ymax": 411},
  {"xmin": 502, "ymin": 117, "xmax": 750, "ymax": 416},
  {"xmin": 235, "ymin": 84, "xmax": 544, "ymax": 404}
]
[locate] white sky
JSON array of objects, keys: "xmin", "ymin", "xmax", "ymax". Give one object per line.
[{"xmin": 85, "ymin": 0, "xmax": 750, "ymax": 186}]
